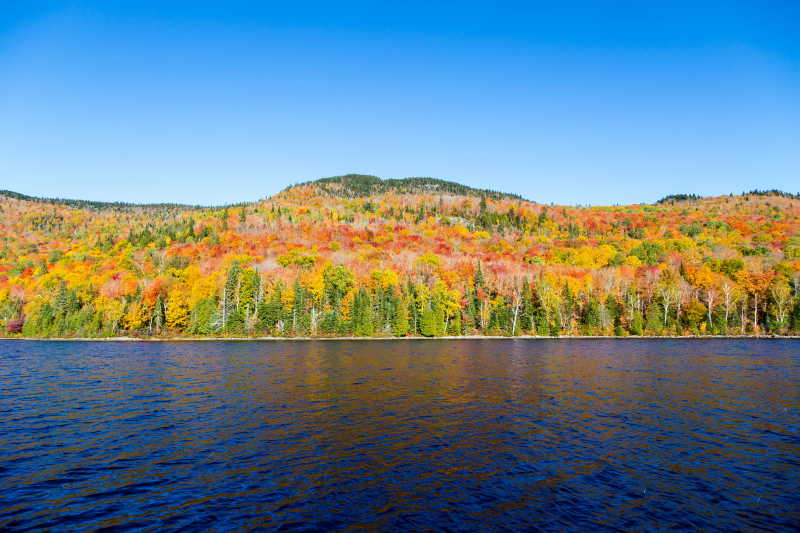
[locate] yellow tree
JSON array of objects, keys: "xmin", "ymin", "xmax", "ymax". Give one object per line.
[{"xmin": 736, "ymin": 270, "xmax": 775, "ymax": 333}]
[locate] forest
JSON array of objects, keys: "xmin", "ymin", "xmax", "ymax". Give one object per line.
[{"xmin": 1, "ymin": 174, "xmax": 799, "ymax": 338}]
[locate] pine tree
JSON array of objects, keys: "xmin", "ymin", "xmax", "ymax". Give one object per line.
[
  {"xmin": 291, "ymin": 278, "xmax": 308, "ymax": 334},
  {"xmin": 630, "ymin": 310, "xmax": 644, "ymax": 335},
  {"xmin": 220, "ymin": 261, "xmax": 241, "ymax": 332},
  {"xmin": 392, "ymin": 291, "xmax": 410, "ymax": 336},
  {"xmin": 352, "ymin": 289, "xmax": 374, "ymax": 336},
  {"xmin": 521, "ymin": 279, "xmax": 533, "ymax": 332},
  {"xmin": 420, "ymin": 307, "xmax": 436, "ymax": 337},
  {"xmin": 407, "ymin": 279, "xmax": 419, "ymax": 334},
  {"xmin": 152, "ymin": 295, "xmax": 165, "ymax": 334},
  {"xmin": 645, "ymin": 302, "xmax": 663, "ymax": 334},
  {"xmin": 474, "ymin": 261, "xmax": 485, "ymax": 290},
  {"xmin": 258, "ymin": 284, "xmax": 284, "ymax": 332},
  {"xmin": 433, "ymin": 302, "xmax": 446, "ymax": 336},
  {"xmin": 582, "ymin": 295, "xmax": 601, "ymax": 334},
  {"xmin": 448, "ymin": 310, "xmax": 462, "ymax": 335},
  {"xmin": 190, "ymin": 298, "xmax": 217, "ymax": 334},
  {"xmin": 463, "ymin": 288, "xmax": 476, "ymax": 332}
]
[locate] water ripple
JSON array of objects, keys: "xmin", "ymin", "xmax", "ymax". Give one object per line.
[{"xmin": 0, "ymin": 339, "xmax": 798, "ymax": 531}]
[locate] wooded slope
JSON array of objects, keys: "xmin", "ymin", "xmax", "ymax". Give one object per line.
[{"xmin": 1, "ymin": 175, "xmax": 798, "ymax": 337}]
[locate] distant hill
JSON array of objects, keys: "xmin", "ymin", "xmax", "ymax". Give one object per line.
[
  {"xmin": 656, "ymin": 189, "xmax": 800, "ymax": 205},
  {"xmin": 0, "ymin": 189, "xmax": 213, "ymax": 212},
  {"xmin": 8, "ymin": 177, "xmax": 796, "ymax": 210},
  {"xmin": 285, "ymin": 174, "xmax": 528, "ymax": 201}
]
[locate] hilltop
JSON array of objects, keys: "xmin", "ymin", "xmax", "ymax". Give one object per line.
[
  {"xmin": 657, "ymin": 190, "xmax": 800, "ymax": 206},
  {"xmin": 0, "ymin": 176, "xmax": 798, "ymax": 339},
  {"xmin": 0, "ymin": 189, "xmax": 214, "ymax": 212},
  {"xmin": 5, "ymin": 177, "xmax": 799, "ymax": 210},
  {"xmin": 281, "ymin": 174, "xmax": 527, "ymax": 201}
]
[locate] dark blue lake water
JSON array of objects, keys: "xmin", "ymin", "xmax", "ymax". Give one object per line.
[{"xmin": 1, "ymin": 339, "xmax": 798, "ymax": 531}]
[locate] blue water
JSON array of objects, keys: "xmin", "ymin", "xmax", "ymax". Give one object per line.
[{"xmin": 1, "ymin": 339, "xmax": 798, "ymax": 531}]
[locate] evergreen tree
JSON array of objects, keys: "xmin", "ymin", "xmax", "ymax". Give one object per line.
[
  {"xmin": 220, "ymin": 261, "xmax": 241, "ymax": 332},
  {"xmin": 432, "ymin": 302, "xmax": 446, "ymax": 336},
  {"xmin": 582, "ymin": 295, "xmax": 601, "ymax": 334},
  {"xmin": 291, "ymin": 278, "xmax": 309, "ymax": 334},
  {"xmin": 352, "ymin": 288, "xmax": 374, "ymax": 336},
  {"xmin": 420, "ymin": 307, "xmax": 436, "ymax": 337},
  {"xmin": 448, "ymin": 310, "xmax": 462, "ymax": 335},
  {"xmin": 520, "ymin": 279, "xmax": 533, "ymax": 332},
  {"xmin": 258, "ymin": 284, "xmax": 284, "ymax": 332},
  {"xmin": 190, "ymin": 298, "xmax": 217, "ymax": 334},
  {"xmin": 407, "ymin": 279, "xmax": 419, "ymax": 334},
  {"xmin": 630, "ymin": 310, "xmax": 644, "ymax": 335},
  {"xmin": 792, "ymin": 297, "xmax": 800, "ymax": 332},
  {"xmin": 474, "ymin": 261, "xmax": 485, "ymax": 290},
  {"xmin": 392, "ymin": 290, "xmax": 410, "ymax": 336},
  {"xmin": 645, "ymin": 302, "xmax": 663, "ymax": 334},
  {"xmin": 463, "ymin": 287, "xmax": 477, "ymax": 332},
  {"xmin": 152, "ymin": 295, "xmax": 165, "ymax": 334}
]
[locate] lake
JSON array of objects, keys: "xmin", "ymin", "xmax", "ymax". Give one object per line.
[{"xmin": 0, "ymin": 339, "xmax": 798, "ymax": 531}]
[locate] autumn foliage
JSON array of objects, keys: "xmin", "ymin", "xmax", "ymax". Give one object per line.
[{"xmin": 1, "ymin": 175, "xmax": 799, "ymax": 338}]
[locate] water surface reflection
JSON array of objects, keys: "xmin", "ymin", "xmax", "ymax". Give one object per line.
[{"xmin": 0, "ymin": 339, "xmax": 798, "ymax": 531}]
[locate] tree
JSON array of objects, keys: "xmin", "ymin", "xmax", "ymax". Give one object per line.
[
  {"xmin": 683, "ymin": 300, "xmax": 707, "ymax": 333},
  {"xmin": 769, "ymin": 281, "xmax": 792, "ymax": 333},
  {"xmin": 420, "ymin": 307, "xmax": 436, "ymax": 337},
  {"xmin": 720, "ymin": 281, "xmax": 739, "ymax": 332},
  {"xmin": 352, "ymin": 288, "xmax": 374, "ymax": 336},
  {"xmin": 645, "ymin": 302, "xmax": 663, "ymax": 335},
  {"xmin": 392, "ymin": 290, "xmax": 410, "ymax": 336},
  {"xmin": 737, "ymin": 271, "xmax": 775, "ymax": 333},
  {"xmin": 190, "ymin": 298, "xmax": 217, "ymax": 334},
  {"xmin": 629, "ymin": 310, "xmax": 644, "ymax": 335}
]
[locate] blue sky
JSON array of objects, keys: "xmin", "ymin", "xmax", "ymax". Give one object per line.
[{"xmin": 1, "ymin": 1, "xmax": 798, "ymax": 205}]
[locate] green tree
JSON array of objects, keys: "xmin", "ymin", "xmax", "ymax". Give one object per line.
[
  {"xmin": 392, "ymin": 291, "xmax": 410, "ymax": 336},
  {"xmin": 190, "ymin": 298, "xmax": 217, "ymax": 334},
  {"xmin": 645, "ymin": 302, "xmax": 663, "ymax": 334},
  {"xmin": 420, "ymin": 307, "xmax": 436, "ymax": 337},
  {"xmin": 629, "ymin": 310, "xmax": 644, "ymax": 335}
]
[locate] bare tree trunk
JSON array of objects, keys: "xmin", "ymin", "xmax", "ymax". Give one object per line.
[
  {"xmin": 510, "ymin": 282, "xmax": 522, "ymax": 336},
  {"xmin": 222, "ymin": 289, "xmax": 227, "ymax": 330},
  {"xmin": 706, "ymin": 288, "xmax": 716, "ymax": 329},
  {"xmin": 310, "ymin": 306, "xmax": 318, "ymax": 335},
  {"xmin": 721, "ymin": 283, "xmax": 733, "ymax": 328},
  {"xmin": 753, "ymin": 293, "xmax": 759, "ymax": 334},
  {"xmin": 740, "ymin": 296, "xmax": 747, "ymax": 334},
  {"xmin": 771, "ymin": 285, "xmax": 791, "ymax": 331}
]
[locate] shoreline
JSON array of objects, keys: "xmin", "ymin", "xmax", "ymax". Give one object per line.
[{"xmin": 1, "ymin": 335, "xmax": 798, "ymax": 342}]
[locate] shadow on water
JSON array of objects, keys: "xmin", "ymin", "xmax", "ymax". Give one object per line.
[{"xmin": 0, "ymin": 339, "xmax": 798, "ymax": 531}]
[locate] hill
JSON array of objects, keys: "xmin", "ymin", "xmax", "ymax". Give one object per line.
[
  {"xmin": 656, "ymin": 190, "xmax": 800, "ymax": 205},
  {"xmin": 0, "ymin": 176, "xmax": 798, "ymax": 339},
  {"xmin": 282, "ymin": 174, "xmax": 527, "ymax": 201},
  {"xmin": 0, "ymin": 189, "xmax": 216, "ymax": 212}
]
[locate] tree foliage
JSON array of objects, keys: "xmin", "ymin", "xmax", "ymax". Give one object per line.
[{"xmin": 1, "ymin": 179, "xmax": 798, "ymax": 338}]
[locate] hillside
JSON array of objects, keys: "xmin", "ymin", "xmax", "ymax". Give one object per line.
[
  {"xmin": 282, "ymin": 174, "xmax": 527, "ymax": 201},
  {"xmin": 0, "ymin": 177, "xmax": 798, "ymax": 338},
  {"xmin": 0, "ymin": 189, "xmax": 215, "ymax": 212}
]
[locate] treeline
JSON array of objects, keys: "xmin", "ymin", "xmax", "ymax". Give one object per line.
[
  {"xmin": 0, "ymin": 189, "xmax": 237, "ymax": 212},
  {"xmin": 656, "ymin": 190, "xmax": 800, "ymax": 205},
  {"xmin": 291, "ymin": 174, "xmax": 525, "ymax": 201},
  {"xmin": 9, "ymin": 261, "xmax": 800, "ymax": 338}
]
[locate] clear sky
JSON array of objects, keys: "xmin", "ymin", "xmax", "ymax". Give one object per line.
[{"xmin": 1, "ymin": 1, "xmax": 798, "ymax": 205}]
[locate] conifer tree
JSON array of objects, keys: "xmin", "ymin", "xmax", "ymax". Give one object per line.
[
  {"xmin": 420, "ymin": 307, "xmax": 436, "ymax": 337},
  {"xmin": 392, "ymin": 291, "xmax": 410, "ymax": 336}
]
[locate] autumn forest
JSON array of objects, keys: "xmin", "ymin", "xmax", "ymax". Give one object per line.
[{"xmin": 1, "ymin": 174, "xmax": 799, "ymax": 339}]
